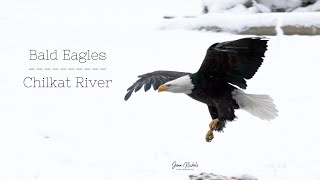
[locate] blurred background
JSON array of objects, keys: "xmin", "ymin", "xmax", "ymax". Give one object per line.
[
  {"xmin": 1, "ymin": 0, "xmax": 320, "ymax": 180},
  {"xmin": 161, "ymin": 0, "xmax": 320, "ymax": 35}
]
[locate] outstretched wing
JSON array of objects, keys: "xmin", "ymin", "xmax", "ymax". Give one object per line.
[
  {"xmin": 198, "ymin": 37, "xmax": 268, "ymax": 89},
  {"xmin": 124, "ymin": 71, "xmax": 191, "ymax": 101}
]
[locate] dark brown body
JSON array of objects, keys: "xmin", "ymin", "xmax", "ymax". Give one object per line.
[{"xmin": 188, "ymin": 73, "xmax": 240, "ymax": 131}]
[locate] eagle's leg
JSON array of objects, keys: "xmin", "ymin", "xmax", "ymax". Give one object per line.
[
  {"xmin": 206, "ymin": 105, "xmax": 223, "ymax": 142},
  {"xmin": 213, "ymin": 120, "xmax": 226, "ymax": 132},
  {"xmin": 205, "ymin": 103, "xmax": 232, "ymax": 142},
  {"xmin": 205, "ymin": 118, "xmax": 219, "ymax": 142},
  {"xmin": 209, "ymin": 118, "xmax": 219, "ymax": 130},
  {"xmin": 205, "ymin": 130, "xmax": 214, "ymax": 142},
  {"xmin": 205, "ymin": 119, "xmax": 226, "ymax": 142}
]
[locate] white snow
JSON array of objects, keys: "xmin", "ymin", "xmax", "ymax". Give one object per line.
[
  {"xmin": 293, "ymin": 1, "xmax": 320, "ymax": 12},
  {"xmin": 257, "ymin": 0, "xmax": 301, "ymax": 11},
  {"xmin": 203, "ymin": 0, "xmax": 315, "ymax": 13},
  {"xmin": 203, "ymin": 0, "xmax": 248, "ymax": 12},
  {"xmin": 1, "ymin": 0, "xmax": 320, "ymax": 180},
  {"xmin": 160, "ymin": 12, "xmax": 320, "ymax": 34}
]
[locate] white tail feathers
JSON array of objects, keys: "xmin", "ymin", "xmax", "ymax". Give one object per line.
[{"xmin": 232, "ymin": 89, "xmax": 278, "ymax": 120}]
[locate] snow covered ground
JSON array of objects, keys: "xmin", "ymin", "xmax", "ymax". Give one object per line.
[
  {"xmin": 1, "ymin": 0, "xmax": 320, "ymax": 180},
  {"xmin": 202, "ymin": 0, "xmax": 320, "ymax": 13},
  {"xmin": 160, "ymin": 12, "xmax": 320, "ymax": 34}
]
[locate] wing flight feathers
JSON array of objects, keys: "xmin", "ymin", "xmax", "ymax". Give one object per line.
[
  {"xmin": 124, "ymin": 71, "xmax": 191, "ymax": 101},
  {"xmin": 198, "ymin": 37, "xmax": 268, "ymax": 89}
]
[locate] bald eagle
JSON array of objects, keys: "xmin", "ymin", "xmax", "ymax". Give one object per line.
[{"xmin": 125, "ymin": 37, "xmax": 278, "ymax": 142}]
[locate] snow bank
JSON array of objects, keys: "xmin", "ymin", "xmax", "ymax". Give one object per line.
[
  {"xmin": 159, "ymin": 12, "xmax": 320, "ymax": 35},
  {"xmin": 189, "ymin": 172, "xmax": 258, "ymax": 180},
  {"xmin": 202, "ymin": 0, "xmax": 318, "ymax": 13},
  {"xmin": 203, "ymin": 0, "xmax": 249, "ymax": 12}
]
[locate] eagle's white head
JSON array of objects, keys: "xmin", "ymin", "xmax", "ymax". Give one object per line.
[{"xmin": 157, "ymin": 75, "xmax": 194, "ymax": 94}]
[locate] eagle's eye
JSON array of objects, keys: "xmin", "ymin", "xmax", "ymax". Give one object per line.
[{"xmin": 166, "ymin": 84, "xmax": 172, "ymax": 87}]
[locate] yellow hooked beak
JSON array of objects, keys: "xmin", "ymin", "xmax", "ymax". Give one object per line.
[{"xmin": 158, "ymin": 85, "xmax": 167, "ymax": 92}]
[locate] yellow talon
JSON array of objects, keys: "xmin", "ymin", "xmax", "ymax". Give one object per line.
[
  {"xmin": 205, "ymin": 119, "xmax": 221, "ymax": 142},
  {"xmin": 205, "ymin": 129, "xmax": 214, "ymax": 142},
  {"xmin": 209, "ymin": 118, "xmax": 219, "ymax": 130}
]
